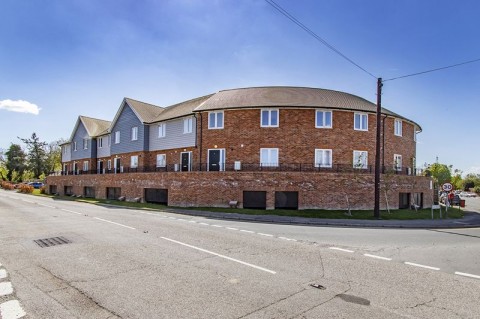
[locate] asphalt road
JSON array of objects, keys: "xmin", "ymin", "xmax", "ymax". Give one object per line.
[{"xmin": 0, "ymin": 190, "xmax": 479, "ymax": 318}]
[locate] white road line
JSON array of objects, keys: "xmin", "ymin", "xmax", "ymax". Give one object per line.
[
  {"xmin": 0, "ymin": 300, "xmax": 26, "ymax": 319},
  {"xmin": 199, "ymin": 222, "xmax": 210, "ymax": 226},
  {"xmin": 188, "ymin": 220, "xmax": 197, "ymax": 223},
  {"xmin": 404, "ymin": 262, "xmax": 440, "ymax": 271},
  {"xmin": 278, "ymin": 237, "xmax": 297, "ymax": 241},
  {"xmin": 0, "ymin": 269, "xmax": 7, "ymax": 279},
  {"xmin": 161, "ymin": 237, "xmax": 276, "ymax": 274},
  {"xmin": 177, "ymin": 218, "xmax": 186, "ymax": 221},
  {"xmin": 93, "ymin": 217, "xmax": 136, "ymax": 230},
  {"xmin": 0, "ymin": 282, "xmax": 13, "ymax": 296},
  {"xmin": 455, "ymin": 272, "xmax": 480, "ymax": 280},
  {"xmin": 364, "ymin": 254, "xmax": 392, "ymax": 261},
  {"xmin": 38, "ymin": 204, "xmax": 56, "ymax": 209},
  {"xmin": 61, "ymin": 209, "xmax": 82, "ymax": 215},
  {"xmin": 240, "ymin": 230, "xmax": 254, "ymax": 233},
  {"xmin": 168, "ymin": 217, "xmax": 176, "ymax": 219},
  {"xmin": 258, "ymin": 233, "xmax": 274, "ymax": 237},
  {"xmin": 329, "ymin": 247, "xmax": 354, "ymax": 253},
  {"xmin": 226, "ymin": 227, "xmax": 238, "ymax": 231},
  {"xmin": 21, "ymin": 200, "xmax": 35, "ymax": 204},
  {"xmin": 211, "ymin": 225, "xmax": 223, "ymax": 228}
]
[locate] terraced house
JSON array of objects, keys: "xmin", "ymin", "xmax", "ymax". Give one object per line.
[{"xmin": 48, "ymin": 86, "xmax": 433, "ymax": 210}]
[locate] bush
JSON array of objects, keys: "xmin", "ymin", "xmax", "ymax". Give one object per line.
[
  {"xmin": 17, "ymin": 184, "xmax": 34, "ymax": 194},
  {"xmin": 40, "ymin": 186, "xmax": 46, "ymax": 194},
  {"xmin": 1, "ymin": 181, "xmax": 15, "ymax": 190},
  {"xmin": 474, "ymin": 186, "xmax": 480, "ymax": 194}
]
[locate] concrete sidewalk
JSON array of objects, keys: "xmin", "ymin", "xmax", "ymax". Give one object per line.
[{"xmin": 165, "ymin": 208, "xmax": 480, "ymax": 229}]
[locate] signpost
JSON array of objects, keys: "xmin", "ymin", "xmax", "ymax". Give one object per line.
[
  {"xmin": 442, "ymin": 183, "xmax": 454, "ymax": 214},
  {"xmin": 442, "ymin": 183, "xmax": 453, "ymax": 192}
]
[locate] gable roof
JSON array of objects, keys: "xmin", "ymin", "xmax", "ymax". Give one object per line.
[
  {"xmin": 109, "ymin": 98, "xmax": 164, "ymax": 130},
  {"xmin": 67, "ymin": 115, "xmax": 111, "ymax": 142},
  {"xmin": 193, "ymin": 86, "xmax": 421, "ymax": 130},
  {"xmin": 148, "ymin": 94, "xmax": 214, "ymax": 123}
]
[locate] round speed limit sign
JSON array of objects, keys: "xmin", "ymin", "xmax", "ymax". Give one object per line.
[{"xmin": 442, "ymin": 183, "xmax": 453, "ymax": 192}]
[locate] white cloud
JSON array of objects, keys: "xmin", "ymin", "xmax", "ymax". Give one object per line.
[{"xmin": 0, "ymin": 99, "xmax": 40, "ymax": 115}]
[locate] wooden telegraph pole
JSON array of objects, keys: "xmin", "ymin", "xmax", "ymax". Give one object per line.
[{"xmin": 374, "ymin": 78, "xmax": 383, "ymax": 219}]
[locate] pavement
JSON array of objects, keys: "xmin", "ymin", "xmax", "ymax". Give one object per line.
[{"xmin": 165, "ymin": 207, "xmax": 480, "ymax": 229}]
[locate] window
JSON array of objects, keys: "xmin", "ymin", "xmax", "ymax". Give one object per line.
[
  {"xmin": 107, "ymin": 160, "xmax": 111, "ymax": 170},
  {"xmin": 208, "ymin": 111, "xmax": 224, "ymax": 129},
  {"xmin": 315, "ymin": 111, "xmax": 332, "ymax": 128},
  {"xmin": 130, "ymin": 155, "xmax": 138, "ymax": 168},
  {"xmin": 115, "ymin": 131, "xmax": 120, "ymax": 144},
  {"xmin": 394, "ymin": 119, "xmax": 402, "ymax": 136},
  {"xmin": 63, "ymin": 146, "xmax": 67, "ymax": 154},
  {"xmin": 183, "ymin": 117, "xmax": 193, "ymax": 134},
  {"xmin": 354, "ymin": 113, "xmax": 368, "ymax": 131},
  {"xmin": 158, "ymin": 123, "xmax": 166, "ymax": 138},
  {"xmin": 314, "ymin": 149, "xmax": 332, "ymax": 168},
  {"xmin": 261, "ymin": 109, "xmax": 279, "ymax": 127},
  {"xmin": 83, "ymin": 161, "xmax": 89, "ymax": 171},
  {"xmin": 98, "ymin": 137, "xmax": 103, "ymax": 148},
  {"xmin": 73, "ymin": 142, "xmax": 77, "ymax": 151},
  {"xmin": 156, "ymin": 154, "xmax": 166, "ymax": 167},
  {"xmin": 353, "ymin": 150, "xmax": 368, "ymax": 169},
  {"xmin": 83, "ymin": 138, "xmax": 88, "ymax": 150},
  {"xmin": 260, "ymin": 148, "xmax": 279, "ymax": 167},
  {"xmin": 131, "ymin": 126, "xmax": 138, "ymax": 141},
  {"xmin": 394, "ymin": 154, "xmax": 402, "ymax": 171}
]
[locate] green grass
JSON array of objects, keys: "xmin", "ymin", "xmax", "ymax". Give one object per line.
[{"xmin": 31, "ymin": 192, "xmax": 463, "ymax": 220}]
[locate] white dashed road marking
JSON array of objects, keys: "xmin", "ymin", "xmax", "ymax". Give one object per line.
[
  {"xmin": 199, "ymin": 222, "xmax": 209, "ymax": 226},
  {"xmin": 455, "ymin": 272, "xmax": 480, "ymax": 280},
  {"xmin": 329, "ymin": 247, "xmax": 354, "ymax": 253},
  {"xmin": 211, "ymin": 225, "xmax": 223, "ymax": 228},
  {"xmin": 240, "ymin": 230, "xmax": 254, "ymax": 233},
  {"xmin": 38, "ymin": 204, "xmax": 56, "ymax": 209},
  {"xmin": 161, "ymin": 236, "xmax": 276, "ymax": 274},
  {"xmin": 404, "ymin": 262, "xmax": 440, "ymax": 271},
  {"xmin": 226, "ymin": 227, "xmax": 238, "ymax": 231},
  {"xmin": 364, "ymin": 254, "xmax": 392, "ymax": 261},
  {"xmin": 0, "ymin": 300, "xmax": 26, "ymax": 319},
  {"xmin": 257, "ymin": 233, "xmax": 274, "ymax": 237},
  {"xmin": 61, "ymin": 209, "xmax": 82, "ymax": 215},
  {"xmin": 278, "ymin": 237, "xmax": 297, "ymax": 241},
  {"xmin": 0, "ymin": 282, "xmax": 13, "ymax": 296},
  {"xmin": 93, "ymin": 217, "xmax": 136, "ymax": 230},
  {"xmin": 0, "ymin": 269, "xmax": 7, "ymax": 279}
]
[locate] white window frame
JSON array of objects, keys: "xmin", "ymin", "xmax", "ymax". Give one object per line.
[
  {"xmin": 83, "ymin": 138, "xmax": 88, "ymax": 150},
  {"xmin": 260, "ymin": 109, "xmax": 279, "ymax": 127},
  {"xmin": 314, "ymin": 149, "xmax": 332, "ymax": 168},
  {"xmin": 107, "ymin": 160, "xmax": 112, "ymax": 170},
  {"xmin": 394, "ymin": 119, "xmax": 402, "ymax": 136},
  {"xmin": 156, "ymin": 154, "xmax": 166, "ymax": 168},
  {"xmin": 353, "ymin": 150, "xmax": 368, "ymax": 169},
  {"xmin": 130, "ymin": 155, "xmax": 138, "ymax": 168},
  {"xmin": 183, "ymin": 117, "xmax": 193, "ymax": 134},
  {"xmin": 354, "ymin": 113, "xmax": 368, "ymax": 131},
  {"xmin": 394, "ymin": 154, "xmax": 402, "ymax": 171},
  {"xmin": 83, "ymin": 161, "xmax": 89, "ymax": 172},
  {"xmin": 114, "ymin": 131, "xmax": 120, "ymax": 144},
  {"xmin": 131, "ymin": 126, "xmax": 138, "ymax": 141},
  {"xmin": 98, "ymin": 137, "xmax": 103, "ymax": 148},
  {"xmin": 260, "ymin": 148, "xmax": 279, "ymax": 167},
  {"xmin": 73, "ymin": 142, "xmax": 77, "ymax": 151},
  {"xmin": 208, "ymin": 111, "xmax": 224, "ymax": 129},
  {"xmin": 158, "ymin": 123, "xmax": 166, "ymax": 138},
  {"xmin": 315, "ymin": 110, "xmax": 332, "ymax": 128}
]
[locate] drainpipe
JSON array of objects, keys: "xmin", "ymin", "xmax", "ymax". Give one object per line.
[{"xmin": 199, "ymin": 112, "xmax": 203, "ymax": 171}]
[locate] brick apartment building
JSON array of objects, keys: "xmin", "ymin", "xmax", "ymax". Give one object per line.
[{"xmin": 47, "ymin": 86, "xmax": 433, "ymax": 210}]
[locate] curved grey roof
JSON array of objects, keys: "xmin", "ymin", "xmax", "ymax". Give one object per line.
[
  {"xmin": 148, "ymin": 94, "xmax": 214, "ymax": 123},
  {"xmin": 194, "ymin": 86, "xmax": 420, "ymax": 130}
]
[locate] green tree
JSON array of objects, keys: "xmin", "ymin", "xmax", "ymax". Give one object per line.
[
  {"xmin": 451, "ymin": 169, "xmax": 463, "ymax": 190},
  {"xmin": 424, "ymin": 163, "xmax": 452, "ymax": 185},
  {"xmin": 19, "ymin": 133, "xmax": 48, "ymax": 179},
  {"xmin": 45, "ymin": 139, "xmax": 64, "ymax": 174},
  {"xmin": 4, "ymin": 144, "xmax": 27, "ymax": 181},
  {"xmin": 463, "ymin": 173, "xmax": 480, "ymax": 191}
]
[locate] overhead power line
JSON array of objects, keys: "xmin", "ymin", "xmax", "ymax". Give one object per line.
[
  {"xmin": 383, "ymin": 58, "xmax": 480, "ymax": 82},
  {"xmin": 264, "ymin": 0, "xmax": 377, "ymax": 79}
]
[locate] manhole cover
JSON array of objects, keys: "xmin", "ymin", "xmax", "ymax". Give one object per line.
[{"xmin": 34, "ymin": 236, "xmax": 71, "ymax": 248}]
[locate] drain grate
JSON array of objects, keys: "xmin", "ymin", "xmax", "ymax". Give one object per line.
[{"xmin": 34, "ymin": 236, "xmax": 71, "ymax": 248}]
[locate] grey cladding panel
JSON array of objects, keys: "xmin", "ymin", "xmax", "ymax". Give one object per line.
[
  {"xmin": 149, "ymin": 117, "xmax": 196, "ymax": 151},
  {"xmin": 71, "ymin": 122, "xmax": 92, "ymax": 160},
  {"xmin": 110, "ymin": 105, "xmax": 146, "ymax": 155}
]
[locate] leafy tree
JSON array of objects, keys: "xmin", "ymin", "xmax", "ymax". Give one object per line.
[
  {"xmin": 451, "ymin": 169, "xmax": 463, "ymax": 190},
  {"xmin": 424, "ymin": 163, "xmax": 452, "ymax": 186},
  {"xmin": 463, "ymin": 173, "xmax": 480, "ymax": 191},
  {"xmin": 45, "ymin": 139, "xmax": 64, "ymax": 173},
  {"xmin": 4, "ymin": 144, "xmax": 27, "ymax": 181},
  {"xmin": 19, "ymin": 133, "xmax": 48, "ymax": 179}
]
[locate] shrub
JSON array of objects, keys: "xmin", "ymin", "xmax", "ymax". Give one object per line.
[
  {"xmin": 40, "ymin": 186, "xmax": 46, "ymax": 194},
  {"xmin": 18, "ymin": 184, "xmax": 34, "ymax": 194},
  {"xmin": 1, "ymin": 181, "xmax": 15, "ymax": 190},
  {"xmin": 474, "ymin": 186, "xmax": 480, "ymax": 194}
]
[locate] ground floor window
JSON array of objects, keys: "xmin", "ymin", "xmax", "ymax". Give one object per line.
[
  {"xmin": 83, "ymin": 161, "xmax": 89, "ymax": 172},
  {"xmin": 156, "ymin": 154, "xmax": 166, "ymax": 168},
  {"xmin": 260, "ymin": 148, "xmax": 279, "ymax": 167},
  {"xmin": 353, "ymin": 150, "xmax": 368, "ymax": 169},
  {"xmin": 131, "ymin": 155, "xmax": 138, "ymax": 168},
  {"xmin": 314, "ymin": 149, "xmax": 332, "ymax": 168}
]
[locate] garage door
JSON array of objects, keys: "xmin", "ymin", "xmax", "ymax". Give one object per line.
[
  {"xmin": 144, "ymin": 188, "xmax": 168, "ymax": 205},
  {"xmin": 275, "ymin": 191, "xmax": 298, "ymax": 210},
  {"xmin": 243, "ymin": 191, "xmax": 267, "ymax": 209}
]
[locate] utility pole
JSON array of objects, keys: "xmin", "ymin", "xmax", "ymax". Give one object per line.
[{"xmin": 374, "ymin": 78, "xmax": 383, "ymax": 219}]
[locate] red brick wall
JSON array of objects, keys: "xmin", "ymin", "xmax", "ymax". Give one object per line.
[{"xmin": 47, "ymin": 172, "xmax": 433, "ymax": 210}]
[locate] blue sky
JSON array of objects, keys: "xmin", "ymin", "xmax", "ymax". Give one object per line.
[{"xmin": 1, "ymin": 0, "xmax": 479, "ymax": 175}]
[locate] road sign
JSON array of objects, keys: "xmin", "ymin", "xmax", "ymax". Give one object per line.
[{"xmin": 442, "ymin": 183, "xmax": 453, "ymax": 192}]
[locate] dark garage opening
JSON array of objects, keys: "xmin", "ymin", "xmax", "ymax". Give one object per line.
[
  {"xmin": 49, "ymin": 185, "xmax": 57, "ymax": 194},
  {"xmin": 64, "ymin": 186, "xmax": 73, "ymax": 196},
  {"xmin": 84, "ymin": 186, "xmax": 95, "ymax": 198},
  {"xmin": 144, "ymin": 188, "xmax": 168, "ymax": 205},
  {"xmin": 399, "ymin": 192, "xmax": 411, "ymax": 209},
  {"xmin": 243, "ymin": 191, "xmax": 267, "ymax": 209},
  {"xmin": 275, "ymin": 191, "xmax": 298, "ymax": 210},
  {"xmin": 106, "ymin": 187, "xmax": 121, "ymax": 200}
]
